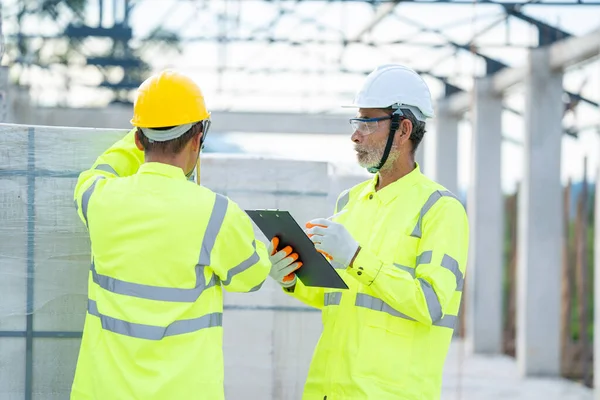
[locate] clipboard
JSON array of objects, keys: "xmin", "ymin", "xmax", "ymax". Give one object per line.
[{"xmin": 245, "ymin": 209, "xmax": 349, "ymax": 290}]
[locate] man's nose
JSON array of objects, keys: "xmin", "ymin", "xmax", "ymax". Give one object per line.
[{"xmin": 351, "ymin": 130, "xmax": 362, "ymax": 143}]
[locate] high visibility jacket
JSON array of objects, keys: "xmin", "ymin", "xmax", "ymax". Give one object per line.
[
  {"xmin": 287, "ymin": 164, "xmax": 469, "ymax": 400},
  {"xmin": 71, "ymin": 129, "xmax": 271, "ymax": 400}
]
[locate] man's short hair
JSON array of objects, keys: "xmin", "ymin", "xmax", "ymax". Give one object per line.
[
  {"xmin": 384, "ymin": 107, "xmax": 427, "ymax": 154},
  {"xmin": 137, "ymin": 121, "xmax": 203, "ymax": 155}
]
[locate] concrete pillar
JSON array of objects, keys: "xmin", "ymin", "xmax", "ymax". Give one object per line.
[
  {"xmin": 516, "ymin": 47, "xmax": 563, "ymax": 377},
  {"xmin": 594, "ymin": 166, "xmax": 600, "ymax": 398},
  {"xmin": 465, "ymin": 77, "xmax": 504, "ymax": 354},
  {"xmin": 431, "ymin": 104, "xmax": 459, "ymax": 195},
  {"xmin": 0, "ymin": 67, "xmax": 8, "ymax": 122}
]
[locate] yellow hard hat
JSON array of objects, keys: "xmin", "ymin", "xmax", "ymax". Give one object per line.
[{"xmin": 130, "ymin": 70, "xmax": 210, "ymax": 128}]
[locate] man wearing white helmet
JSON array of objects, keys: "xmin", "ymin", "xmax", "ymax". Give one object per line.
[{"xmin": 270, "ymin": 64, "xmax": 469, "ymax": 399}]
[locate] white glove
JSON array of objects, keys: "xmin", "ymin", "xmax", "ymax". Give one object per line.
[
  {"xmin": 305, "ymin": 218, "xmax": 359, "ymax": 267},
  {"xmin": 267, "ymin": 237, "xmax": 302, "ymax": 288}
]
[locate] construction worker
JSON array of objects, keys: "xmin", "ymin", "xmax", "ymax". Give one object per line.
[
  {"xmin": 70, "ymin": 70, "xmax": 301, "ymax": 400},
  {"xmin": 270, "ymin": 64, "xmax": 469, "ymax": 399}
]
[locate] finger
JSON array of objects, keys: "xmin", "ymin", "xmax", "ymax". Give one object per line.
[
  {"xmin": 271, "ymin": 248, "xmax": 289, "ymax": 263},
  {"xmin": 279, "ymin": 261, "xmax": 302, "ymax": 276},
  {"xmin": 317, "ymin": 249, "xmax": 332, "ymax": 260},
  {"xmin": 282, "ymin": 273, "xmax": 296, "ymax": 283},
  {"xmin": 281, "ymin": 245, "xmax": 292, "ymax": 257},
  {"xmin": 306, "ymin": 225, "xmax": 328, "ymax": 236},
  {"xmin": 271, "ymin": 237, "xmax": 280, "ymax": 256},
  {"xmin": 288, "ymin": 252, "xmax": 298, "ymax": 262},
  {"xmin": 306, "ymin": 218, "xmax": 331, "ymax": 228}
]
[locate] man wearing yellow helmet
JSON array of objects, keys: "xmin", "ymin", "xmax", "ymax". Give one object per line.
[{"xmin": 70, "ymin": 70, "xmax": 302, "ymax": 399}]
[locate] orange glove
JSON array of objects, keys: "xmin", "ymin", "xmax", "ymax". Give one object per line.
[{"xmin": 268, "ymin": 236, "xmax": 303, "ymax": 288}]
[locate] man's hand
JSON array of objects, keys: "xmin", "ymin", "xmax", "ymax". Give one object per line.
[
  {"xmin": 268, "ymin": 237, "xmax": 303, "ymax": 288},
  {"xmin": 305, "ymin": 218, "xmax": 359, "ymax": 267}
]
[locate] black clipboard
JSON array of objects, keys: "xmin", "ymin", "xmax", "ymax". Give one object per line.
[{"xmin": 246, "ymin": 209, "xmax": 349, "ymax": 290}]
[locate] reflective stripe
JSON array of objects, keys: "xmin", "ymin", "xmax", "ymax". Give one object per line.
[
  {"xmin": 441, "ymin": 254, "xmax": 464, "ymax": 291},
  {"xmin": 393, "ymin": 263, "xmax": 415, "ymax": 278},
  {"xmin": 95, "ymin": 164, "xmax": 119, "ymax": 176},
  {"xmin": 74, "ymin": 199, "xmax": 78, "ymax": 211},
  {"xmin": 91, "ymin": 261, "xmax": 219, "ymax": 302},
  {"xmin": 355, "ymin": 293, "xmax": 456, "ymax": 329},
  {"xmin": 336, "ymin": 189, "xmax": 350, "ymax": 212},
  {"xmin": 419, "ymin": 278, "xmax": 443, "ymax": 322},
  {"xmin": 434, "ymin": 314, "xmax": 458, "ymax": 329},
  {"xmin": 198, "ymin": 194, "xmax": 228, "ymax": 266},
  {"xmin": 324, "ymin": 292, "xmax": 342, "ymax": 306},
  {"xmin": 91, "ymin": 193, "xmax": 228, "ymax": 302},
  {"xmin": 355, "ymin": 293, "xmax": 415, "ymax": 320},
  {"xmin": 87, "ymin": 299, "xmax": 222, "ymax": 340},
  {"xmin": 81, "ymin": 177, "xmax": 105, "ymax": 225},
  {"xmin": 416, "ymin": 250, "xmax": 432, "ymax": 266},
  {"xmin": 222, "ymin": 240, "xmax": 260, "ymax": 286},
  {"xmin": 410, "ymin": 190, "xmax": 461, "ymax": 238}
]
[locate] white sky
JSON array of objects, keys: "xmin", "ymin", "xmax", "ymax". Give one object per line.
[{"xmin": 3, "ymin": 0, "xmax": 600, "ymax": 193}]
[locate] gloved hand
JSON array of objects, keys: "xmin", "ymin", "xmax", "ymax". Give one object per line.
[
  {"xmin": 268, "ymin": 237, "xmax": 303, "ymax": 288},
  {"xmin": 305, "ymin": 218, "xmax": 359, "ymax": 267}
]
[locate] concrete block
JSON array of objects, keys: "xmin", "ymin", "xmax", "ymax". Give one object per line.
[
  {"xmin": 0, "ymin": 338, "xmax": 26, "ymax": 399},
  {"xmin": 272, "ymin": 310, "xmax": 322, "ymax": 400},
  {"xmin": 223, "ymin": 310, "xmax": 274, "ymax": 400},
  {"xmin": 32, "ymin": 338, "xmax": 81, "ymax": 400},
  {"xmin": 0, "ymin": 177, "xmax": 27, "ymax": 330}
]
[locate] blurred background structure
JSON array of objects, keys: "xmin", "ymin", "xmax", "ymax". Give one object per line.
[{"xmin": 1, "ymin": 0, "xmax": 600, "ymax": 399}]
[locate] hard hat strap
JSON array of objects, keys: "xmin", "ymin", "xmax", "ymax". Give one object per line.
[
  {"xmin": 367, "ymin": 112, "xmax": 400, "ymax": 174},
  {"xmin": 140, "ymin": 123, "xmax": 194, "ymax": 142}
]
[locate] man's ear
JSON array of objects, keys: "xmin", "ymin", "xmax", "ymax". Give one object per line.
[
  {"xmin": 396, "ymin": 118, "xmax": 413, "ymax": 145},
  {"xmin": 192, "ymin": 131, "xmax": 203, "ymax": 152},
  {"xmin": 134, "ymin": 130, "xmax": 144, "ymax": 151}
]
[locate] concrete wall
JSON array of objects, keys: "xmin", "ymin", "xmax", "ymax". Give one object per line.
[{"xmin": 0, "ymin": 123, "xmax": 369, "ymax": 400}]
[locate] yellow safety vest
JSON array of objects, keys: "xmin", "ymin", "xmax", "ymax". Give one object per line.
[
  {"xmin": 71, "ymin": 129, "xmax": 271, "ymax": 400},
  {"xmin": 287, "ymin": 164, "xmax": 469, "ymax": 400}
]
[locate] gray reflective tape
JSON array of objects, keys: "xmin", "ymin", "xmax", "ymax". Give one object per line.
[
  {"xmin": 355, "ymin": 293, "xmax": 456, "ymax": 329},
  {"xmin": 248, "ymin": 280, "xmax": 264, "ymax": 292},
  {"xmin": 88, "ymin": 300, "xmax": 222, "ymax": 340},
  {"xmin": 324, "ymin": 292, "xmax": 342, "ymax": 306},
  {"xmin": 441, "ymin": 254, "xmax": 464, "ymax": 291},
  {"xmin": 222, "ymin": 240, "xmax": 260, "ymax": 286},
  {"xmin": 393, "ymin": 264, "xmax": 415, "ymax": 278},
  {"xmin": 336, "ymin": 189, "xmax": 350, "ymax": 212},
  {"xmin": 95, "ymin": 164, "xmax": 119, "ymax": 176},
  {"xmin": 91, "ymin": 193, "xmax": 227, "ymax": 302},
  {"xmin": 434, "ymin": 314, "xmax": 458, "ymax": 329},
  {"xmin": 416, "ymin": 251, "xmax": 432, "ymax": 266},
  {"xmin": 198, "ymin": 194, "xmax": 229, "ymax": 266},
  {"xmin": 411, "ymin": 190, "xmax": 461, "ymax": 238},
  {"xmin": 81, "ymin": 177, "xmax": 104, "ymax": 225},
  {"xmin": 91, "ymin": 261, "xmax": 218, "ymax": 302},
  {"xmin": 419, "ymin": 279, "xmax": 443, "ymax": 322},
  {"xmin": 355, "ymin": 293, "xmax": 415, "ymax": 320},
  {"xmin": 74, "ymin": 199, "xmax": 79, "ymax": 211}
]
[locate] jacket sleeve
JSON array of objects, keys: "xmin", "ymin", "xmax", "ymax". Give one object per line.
[
  {"xmin": 347, "ymin": 197, "xmax": 469, "ymax": 326},
  {"xmin": 281, "ymin": 188, "xmax": 353, "ymax": 309},
  {"xmin": 210, "ymin": 199, "xmax": 272, "ymax": 293},
  {"xmin": 73, "ymin": 128, "xmax": 144, "ymax": 227}
]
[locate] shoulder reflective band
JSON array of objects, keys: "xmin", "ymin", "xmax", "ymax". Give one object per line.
[{"xmin": 411, "ymin": 190, "xmax": 461, "ymax": 238}]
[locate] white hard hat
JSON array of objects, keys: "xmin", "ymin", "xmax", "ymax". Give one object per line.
[{"xmin": 343, "ymin": 64, "xmax": 435, "ymax": 121}]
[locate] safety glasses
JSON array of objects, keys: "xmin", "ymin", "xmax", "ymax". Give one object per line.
[
  {"xmin": 200, "ymin": 119, "xmax": 211, "ymax": 150},
  {"xmin": 349, "ymin": 116, "xmax": 392, "ymax": 135}
]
